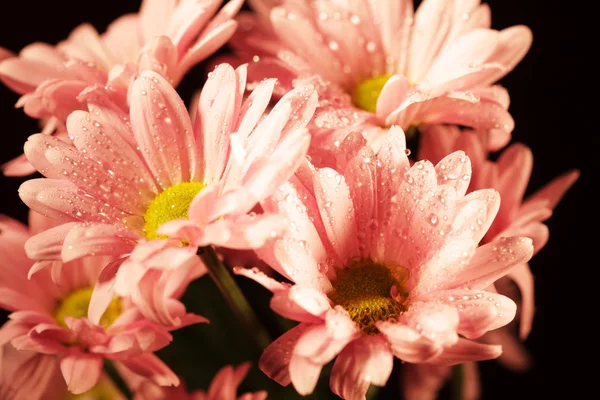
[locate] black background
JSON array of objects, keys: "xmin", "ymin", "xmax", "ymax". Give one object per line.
[{"xmin": 0, "ymin": 0, "xmax": 596, "ymax": 399}]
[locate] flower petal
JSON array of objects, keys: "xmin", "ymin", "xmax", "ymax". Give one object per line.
[
  {"xmin": 259, "ymin": 323, "xmax": 312, "ymax": 387},
  {"xmin": 130, "ymin": 70, "xmax": 196, "ymax": 189},
  {"xmin": 313, "ymin": 167, "xmax": 359, "ymax": 263},
  {"xmin": 60, "ymin": 349, "xmax": 103, "ymax": 394},
  {"xmin": 330, "ymin": 335, "xmax": 394, "ymax": 400}
]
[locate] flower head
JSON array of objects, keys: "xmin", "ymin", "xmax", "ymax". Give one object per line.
[
  {"xmin": 230, "ymin": 0, "xmax": 532, "ymax": 162},
  {"xmin": 236, "ymin": 128, "xmax": 533, "ymax": 399},
  {"xmin": 19, "ymin": 64, "xmax": 317, "ymax": 326},
  {"xmin": 0, "ymin": 213, "xmax": 182, "ymax": 397},
  {"xmin": 0, "ymin": 0, "xmax": 244, "ymax": 175}
]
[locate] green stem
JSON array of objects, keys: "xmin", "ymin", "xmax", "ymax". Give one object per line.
[
  {"xmin": 197, "ymin": 246, "xmax": 272, "ymax": 352},
  {"xmin": 103, "ymin": 359, "xmax": 133, "ymax": 400},
  {"xmin": 451, "ymin": 364, "xmax": 464, "ymax": 400}
]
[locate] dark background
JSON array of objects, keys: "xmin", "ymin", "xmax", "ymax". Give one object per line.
[{"xmin": 0, "ymin": 0, "xmax": 595, "ymax": 399}]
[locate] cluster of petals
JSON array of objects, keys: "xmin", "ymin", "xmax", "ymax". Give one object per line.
[
  {"xmin": 18, "ymin": 63, "xmax": 317, "ymax": 327},
  {"xmin": 0, "ymin": 213, "xmax": 182, "ymax": 398},
  {"xmin": 419, "ymin": 125, "xmax": 579, "ymax": 340},
  {"xmin": 236, "ymin": 127, "xmax": 534, "ymax": 399},
  {"xmin": 0, "ymin": 0, "xmax": 244, "ymax": 175},
  {"xmin": 398, "ymin": 125, "xmax": 579, "ymax": 399},
  {"xmin": 127, "ymin": 362, "xmax": 267, "ymax": 400},
  {"xmin": 229, "ymin": 0, "xmax": 532, "ymax": 158}
]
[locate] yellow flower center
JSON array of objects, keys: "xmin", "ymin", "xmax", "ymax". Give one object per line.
[
  {"xmin": 54, "ymin": 287, "xmax": 122, "ymax": 329},
  {"xmin": 351, "ymin": 74, "xmax": 392, "ymax": 113},
  {"xmin": 143, "ymin": 181, "xmax": 206, "ymax": 240},
  {"xmin": 64, "ymin": 377, "xmax": 122, "ymax": 400},
  {"xmin": 329, "ymin": 259, "xmax": 409, "ymax": 335}
]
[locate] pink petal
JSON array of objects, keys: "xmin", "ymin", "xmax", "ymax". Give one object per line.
[
  {"xmin": 435, "ymin": 150, "xmax": 471, "ymax": 198},
  {"xmin": 506, "ymin": 263, "xmax": 535, "ymax": 339},
  {"xmin": 429, "ymin": 338, "xmax": 502, "ymax": 365},
  {"xmin": 235, "ymin": 78, "xmax": 276, "ymax": 141},
  {"xmin": 408, "ymin": 0, "xmax": 454, "ymax": 82},
  {"xmin": 399, "ymin": 302, "xmax": 459, "ymax": 346},
  {"xmin": 61, "ymin": 223, "xmax": 138, "ymax": 262},
  {"xmin": 0, "ymin": 51, "xmax": 69, "ymax": 94},
  {"xmin": 19, "ymin": 177, "xmax": 127, "ymax": 225},
  {"xmin": 289, "ymin": 356, "xmax": 322, "ymax": 396},
  {"xmin": 243, "ymin": 129, "xmax": 311, "ymax": 204},
  {"xmin": 65, "ymin": 318, "xmax": 108, "ymax": 348},
  {"xmin": 330, "ymin": 335, "xmax": 394, "ymax": 400},
  {"xmin": 270, "ymin": 286, "xmax": 331, "ymax": 323},
  {"xmin": 60, "ymin": 349, "xmax": 103, "ymax": 394},
  {"xmin": 422, "ymin": 29, "xmax": 500, "ymax": 92},
  {"xmin": 242, "ymin": 88, "xmax": 293, "ymax": 175},
  {"xmin": 197, "ymin": 63, "xmax": 238, "ymax": 183},
  {"xmin": 138, "ymin": 36, "xmax": 178, "ymax": 79},
  {"xmin": 344, "ymin": 151, "xmax": 377, "ymax": 259},
  {"xmin": 59, "ymin": 23, "xmax": 113, "ymax": 67},
  {"xmin": 21, "ymin": 79, "xmax": 88, "ymax": 121},
  {"xmin": 443, "ymin": 236, "xmax": 534, "ymax": 291},
  {"xmin": 24, "ymin": 222, "xmax": 76, "ymax": 260},
  {"xmin": 495, "ymin": 143, "xmax": 534, "ymax": 227},
  {"xmin": 398, "ymin": 91, "xmax": 515, "ymax": 136},
  {"xmin": 139, "ymin": 0, "xmax": 177, "ymax": 43},
  {"xmin": 201, "ymin": 213, "xmax": 287, "ymax": 250},
  {"xmin": 233, "ymin": 266, "xmax": 291, "ymax": 293},
  {"xmin": 386, "ymin": 159, "xmax": 455, "ymax": 269},
  {"xmin": 66, "ymin": 108, "xmax": 159, "ymax": 210},
  {"xmin": 102, "ymin": 14, "xmax": 143, "ymax": 65},
  {"xmin": 311, "ymin": 0, "xmax": 383, "ymax": 83},
  {"xmin": 11, "ymin": 333, "xmax": 67, "ymax": 354},
  {"xmin": 412, "ymin": 189, "xmax": 503, "ymax": 295},
  {"xmin": 1, "ymin": 153, "xmax": 37, "ymax": 177},
  {"xmin": 177, "ymin": 20, "xmax": 239, "ymax": 82},
  {"xmin": 269, "ymin": 8, "xmax": 345, "ymax": 87},
  {"xmin": 376, "ymin": 321, "xmax": 442, "ymax": 363},
  {"xmin": 206, "ymin": 361, "xmax": 252, "ymax": 400},
  {"xmin": 292, "ymin": 319, "xmax": 357, "ymax": 366},
  {"xmin": 376, "ymin": 75, "xmax": 411, "ymax": 126},
  {"xmin": 483, "ymin": 26, "xmax": 533, "ymax": 84},
  {"xmin": 0, "ymin": 350, "xmax": 57, "ymax": 400},
  {"xmin": 119, "ymin": 353, "xmax": 179, "ymax": 387},
  {"xmin": 167, "ymin": 0, "xmax": 222, "ymax": 53},
  {"xmin": 522, "ymin": 169, "xmax": 580, "ymax": 212},
  {"xmin": 259, "ymin": 323, "xmax": 311, "ymax": 387},
  {"xmin": 421, "ymin": 290, "xmax": 517, "ymax": 339},
  {"xmin": 375, "ymin": 0, "xmax": 413, "ymax": 73},
  {"xmin": 258, "ymin": 177, "xmax": 333, "ymax": 283},
  {"xmin": 0, "ymin": 287, "xmax": 54, "ymax": 314},
  {"xmin": 130, "ymin": 70, "xmax": 196, "ymax": 189},
  {"xmin": 313, "ymin": 167, "xmax": 360, "ymax": 263},
  {"xmin": 88, "ymin": 258, "xmax": 124, "ymax": 325}
]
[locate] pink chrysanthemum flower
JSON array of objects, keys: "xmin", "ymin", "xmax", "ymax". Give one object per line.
[
  {"xmin": 19, "ymin": 64, "xmax": 317, "ymax": 326},
  {"xmin": 235, "ymin": 128, "xmax": 534, "ymax": 399},
  {"xmin": 127, "ymin": 363, "xmax": 267, "ymax": 400},
  {"xmin": 229, "ymin": 0, "xmax": 532, "ymax": 158},
  {"xmin": 0, "ymin": 0, "xmax": 243, "ymax": 176},
  {"xmin": 0, "ymin": 214, "xmax": 184, "ymax": 398}
]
